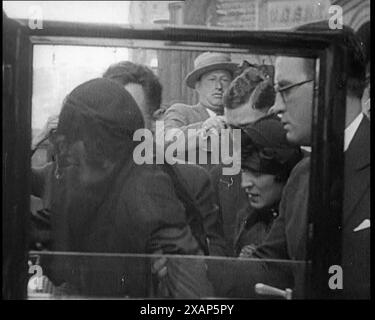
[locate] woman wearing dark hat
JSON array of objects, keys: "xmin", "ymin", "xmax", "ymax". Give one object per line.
[
  {"xmin": 234, "ymin": 115, "xmax": 303, "ymax": 258},
  {"xmin": 46, "ymin": 78, "xmax": 213, "ymax": 297}
]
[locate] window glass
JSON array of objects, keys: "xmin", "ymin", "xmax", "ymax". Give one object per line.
[{"xmin": 28, "ymin": 252, "xmax": 307, "ymax": 299}]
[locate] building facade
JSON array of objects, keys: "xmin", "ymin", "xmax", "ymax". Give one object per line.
[{"xmin": 126, "ymin": 0, "xmax": 370, "ymax": 111}]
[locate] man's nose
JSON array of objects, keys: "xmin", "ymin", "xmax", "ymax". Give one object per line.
[
  {"xmin": 215, "ymin": 80, "xmax": 223, "ymax": 89},
  {"xmin": 271, "ymin": 92, "xmax": 286, "ymax": 115}
]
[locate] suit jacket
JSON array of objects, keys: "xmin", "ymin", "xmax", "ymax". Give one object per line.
[
  {"xmin": 160, "ymin": 103, "xmax": 219, "ymax": 171},
  {"xmin": 46, "ymin": 160, "xmax": 214, "ymax": 297},
  {"xmin": 164, "ymin": 163, "xmax": 229, "ymax": 256},
  {"xmin": 208, "ymin": 117, "xmax": 370, "ymax": 299},
  {"xmin": 163, "ymin": 102, "xmax": 211, "ymax": 133},
  {"xmin": 233, "ymin": 204, "xmax": 278, "ymax": 257},
  {"xmin": 341, "ymin": 116, "xmax": 370, "ymax": 298}
]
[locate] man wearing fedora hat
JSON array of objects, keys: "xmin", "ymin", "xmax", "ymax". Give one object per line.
[{"xmin": 159, "ymin": 52, "xmax": 237, "ymax": 168}]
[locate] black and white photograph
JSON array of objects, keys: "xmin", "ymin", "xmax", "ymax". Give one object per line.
[{"xmin": 2, "ymin": 0, "xmax": 370, "ymax": 302}]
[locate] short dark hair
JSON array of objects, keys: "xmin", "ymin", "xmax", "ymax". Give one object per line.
[
  {"xmin": 223, "ymin": 66, "xmax": 275, "ymax": 111},
  {"xmin": 103, "ymin": 61, "xmax": 163, "ymax": 116},
  {"xmin": 294, "ymin": 21, "xmax": 366, "ymax": 98}
]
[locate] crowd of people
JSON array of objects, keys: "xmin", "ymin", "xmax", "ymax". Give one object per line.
[{"xmin": 30, "ymin": 20, "xmax": 370, "ymax": 299}]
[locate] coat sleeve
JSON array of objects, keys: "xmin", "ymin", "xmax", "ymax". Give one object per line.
[
  {"xmin": 175, "ymin": 164, "xmax": 230, "ymax": 257},
  {"xmin": 251, "ymin": 203, "xmax": 289, "ymax": 260},
  {"xmin": 128, "ymin": 166, "xmax": 202, "ymax": 255},
  {"xmin": 158, "ymin": 104, "xmax": 205, "ymax": 157},
  {"xmin": 162, "ymin": 103, "xmax": 205, "ymax": 133},
  {"xmin": 128, "ymin": 166, "xmax": 216, "ymax": 298}
]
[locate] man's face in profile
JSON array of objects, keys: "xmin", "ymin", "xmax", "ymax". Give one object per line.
[{"xmin": 273, "ymin": 57, "xmax": 315, "ymax": 146}]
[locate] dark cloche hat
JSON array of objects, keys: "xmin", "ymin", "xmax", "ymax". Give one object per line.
[{"xmin": 240, "ymin": 114, "xmax": 303, "ymax": 176}]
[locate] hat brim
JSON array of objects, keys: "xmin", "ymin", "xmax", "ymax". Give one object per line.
[{"xmin": 185, "ymin": 62, "xmax": 238, "ymax": 89}]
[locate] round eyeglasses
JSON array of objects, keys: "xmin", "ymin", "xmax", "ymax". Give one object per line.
[{"xmin": 274, "ymin": 79, "xmax": 314, "ymax": 105}]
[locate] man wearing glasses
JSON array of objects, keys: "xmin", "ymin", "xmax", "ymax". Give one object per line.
[
  {"xmin": 208, "ymin": 21, "xmax": 369, "ymax": 299},
  {"xmin": 270, "ymin": 23, "xmax": 369, "ymax": 299},
  {"xmin": 273, "ymin": 68, "xmax": 316, "ymax": 145}
]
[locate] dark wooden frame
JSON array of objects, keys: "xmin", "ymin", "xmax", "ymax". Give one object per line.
[
  {"xmin": 4, "ymin": 19, "xmax": 349, "ymax": 299},
  {"xmin": 3, "ymin": 15, "xmax": 33, "ymax": 299}
]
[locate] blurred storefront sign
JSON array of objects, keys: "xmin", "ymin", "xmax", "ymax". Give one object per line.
[
  {"xmin": 215, "ymin": 0, "xmax": 258, "ymax": 29},
  {"xmin": 265, "ymin": 0, "xmax": 331, "ymax": 29},
  {"xmin": 183, "ymin": 0, "xmax": 332, "ymax": 30}
]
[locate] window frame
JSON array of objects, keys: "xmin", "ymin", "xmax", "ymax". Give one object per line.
[{"xmin": 6, "ymin": 18, "xmax": 349, "ymax": 299}]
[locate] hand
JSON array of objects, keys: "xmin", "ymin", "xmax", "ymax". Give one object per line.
[
  {"xmin": 32, "ymin": 115, "xmax": 59, "ymax": 149},
  {"xmin": 151, "ymin": 252, "xmax": 170, "ymax": 298},
  {"xmin": 363, "ymin": 98, "xmax": 370, "ymax": 119},
  {"xmin": 239, "ymin": 244, "xmax": 256, "ymax": 258},
  {"xmin": 151, "ymin": 251, "xmax": 168, "ymax": 279},
  {"xmin": 201, "ymin": 116, "xmax": 227, "ymax": 135}
]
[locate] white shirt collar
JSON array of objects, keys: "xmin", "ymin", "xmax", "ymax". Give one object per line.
[
  {"xmin": 301, "ymin": 146, "xmax": 311, "ymax": 153},
  {"xmin": 344, "ymin": 113, "xmax": 363, "ymax": 151},
  {"xmin": 206, "ymin": 108, "xmax": 216, "ymax": 118}
]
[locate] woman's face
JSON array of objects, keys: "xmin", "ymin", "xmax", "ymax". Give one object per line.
[{"xmin": 241, "ymin": 169, "xmax": 284, "ymax": 210}]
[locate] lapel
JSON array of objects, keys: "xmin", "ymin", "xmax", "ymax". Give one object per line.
[
  {"xmin": 343, "ymin": 117, "xmax": 370, "ymax": 225},
  {"xmin": 195, "ymin": 103, "xmax": 211, "ymax": 120}
]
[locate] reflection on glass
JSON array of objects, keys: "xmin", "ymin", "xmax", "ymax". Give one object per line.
[
  {"xmin": 32, "ymin": 45, "xmax": 130, "ymax": 133},
  {"xmin": 31, "ymin": 45, "xmax": 274, "ymax": 167},
  {"xmin": 27, "ymin": 252, "xmax": 307, "ymax": 300},
  {"xmin": 29, "ymin": 48, "xmax": 312, "ymax": 300},
  {"xmin": 3, "ymin": 1, "xmax": 130, "ymax": 24}
]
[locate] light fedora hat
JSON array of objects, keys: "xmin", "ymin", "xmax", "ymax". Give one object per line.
[{"xmin": 185, "ymin": 52, "xmax": 238, "ymax": 89}]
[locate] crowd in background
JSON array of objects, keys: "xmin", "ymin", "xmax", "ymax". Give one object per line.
[{"xmin": 29, "ymin": 20, "xmax": 370, "ymax": 299}]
